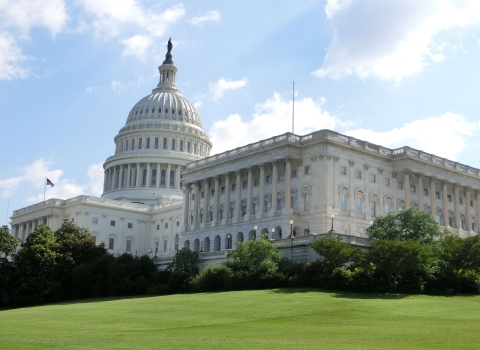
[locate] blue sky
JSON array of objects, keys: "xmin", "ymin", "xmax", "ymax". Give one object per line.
[{"xmin": 2, "ymin": 0, "xmax": 480, "ymax": 226}]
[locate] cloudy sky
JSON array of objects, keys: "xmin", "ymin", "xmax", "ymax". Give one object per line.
[{"xmin": 2, "ymin": 0, "xmax": 480, "ymax": 226}]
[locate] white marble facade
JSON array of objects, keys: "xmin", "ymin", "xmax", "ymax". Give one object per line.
[{"xmin": 10, "ymin": 49, "xmax": 480, "ymax": 266}]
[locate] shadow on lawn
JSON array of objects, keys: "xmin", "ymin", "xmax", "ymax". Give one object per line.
[{"xmin": 269, "ymin": 288, "xmax": 409, "ymax": 299}]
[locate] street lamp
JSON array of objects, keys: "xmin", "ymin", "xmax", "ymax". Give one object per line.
[
  {"xmin": 271, "ymin": 227, "xmax": 275, "ymax": 240},
  {"xmin": 253, "ymin": 225, "xmax": 257, "ymax": 240},
  {"xmin": 329, "ymin": 214, "xmax": 335, "ymax": 233},
  {"xmin": 290, "ymin": 220, "xmax": 295, "ymax": 238}
]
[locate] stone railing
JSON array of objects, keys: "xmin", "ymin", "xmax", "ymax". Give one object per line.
[{"xmin": 184, "ymin": 129, "xmax": 480, "ymax": 178}]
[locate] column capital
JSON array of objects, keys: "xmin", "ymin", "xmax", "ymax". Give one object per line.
[
  {"xmin": 378, "ymin": 168, "xmax": 384, "ymax": 174},
  {"xmin": 318, "ymin": 154, "xmax": 325, "ymax": 160},
  {"xmin": 475, "ymin": 190, "xmax": 480, "ymax": 197},
  {"xmin": 453, "ymin": 183, "xmax": 461, "ymax": 190},
  {"xmin": 333, "ymin": 155, "xmax": 340, "ymax": 162},
  {"xmin": 310, "ymin": 156, "xmax": 317, "ymax": 162},
  {"xmin": 349, "ymin": 160, "xmax": 355, "ymax": 167},
  {"xmin": 392, "ymin": 171, "xmax": 398, "ymax": 178},
  {"xmin": 429, "ymin": 176, "xmax": 437, "ymax": 182},
  {"xmin": 258, "ymin": 163, "xmax": 265, "ymax": 170},
  {"xmin": 441, "ymin": 179, "xmax": 449, "ymax": 187},
  {"xmin": 285, "ymin": 157, "xmax": 292, "ymax": 163},
  {"xmin": 271, "ymin": 160, "xmax": 278, "ymax": 166},
  {"xmin": 403, "ymin": 168, "xmax": 411, "ymax": 175},
  {"xmin": 364, "ymin": 164, "xmax": 369, "ymax": 170},
  {"xmin": 464, "ymin": 186, "xmax": 472, "ymax": 192},
  {"xmin": 416, "ymin": 173, "xmax": 424, "ymax": 180}
]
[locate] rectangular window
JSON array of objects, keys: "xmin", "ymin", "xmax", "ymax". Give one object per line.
[
  {"xmin": 398, "ymin": 206, "xmax": 404, "ymax": 212},
  {"xmin": 449, "ymin": 217, "xmax": 454, "ymax": 227},
  {"xmin": 211, "ymin": 189, "xmax": 214, "ymax": 196},
  {"xmin": 92, "ymin": 218, "xmax": 98, "ymax": 224},
  {"xmin": 156, "ymin": 224, "xmax": 159, "ymax": 230},
  {"xmin": 436, "ymin": 214, "xmax": 441, "ymax": 224},
  {"xmin": 355, "ymin": 198, "xmax": 362, "ymax": 215},
  {"xmin": 340, "ymin": 166, "xmax": 347, "ymax": 175},
  {"xmin": 252, "ymin": 203, "xmax": 259, "ymax": 215},
  {"xmin": 92, "ymin": 236, "xmax": 97, "ymax": 244},
  {"xmin": 126, "ymin": 239, "xmax": 132, "ymax": 252},
  {"xmin": 165, "ymin": 223, "xmax": 168, "ymax": 229},
  {"xmin": 201, "ymin": 191, "xmax": 204, "ymax": 198},
  {"xmin": 292, "ymin": 169, "xmax": 297, "ymax": 178},
  {"xmin": 277, "ymin": 198, "xmax": 285, "ymax": 210},
  {"xmin": 410, "ymin": 185, "xmax": 416, "ymax": 193},
  {"xmin": 254, "ymin": 178, "xmax": 260, "ymax": 186},
  {"xmin": 423, "ymin": 188, "xmax": 429, "ymax": 196},
  {"xmin": 460, "ymin": 197, "xmax": 464, "ymax": 205},
  {"xmin": 243, "ymin": 181, "xmax": 248, "ymax": 189},
  {"xmin": 164, "ymin": 240, "xmax": 168, "ymax": 252},
  {"xmin": 266, "ymin": 175, "xmax": 272, "ymax": 183},
  {"xmin": 384, "ymin": 203, "xmax": 390, "ymax": 215},
  {"xmin": 279, "ymin": 172, "xmax": 285, "ymax": 181},
  {"xmin": 471, "ymin": 200, "xmax": 474, "ymax": 207},
  {"xmin": 304, "ymin": 165, "xmax": 311, "ymax": 175},
  {"xmin": 108, "ymin": 238, "xmax": 114, "ymax": 250},
  {"xmin": 436, "ymin": 191, "xmax": 441, "ymax": 199},
  {"xmin": 370, "ymin": 201, "xmax": 376, "ymax": 217},
  {"xmin": 291, "ymin": 196, "xmax": 298, "ymax": 210},
  {"xmin": 221, "ymin": 186, "xmax": 225, "ymax": 194},
  {"xmin": 305, "ymin": 193, "xmax": 311, "ymax": 211},
  {"xmin": 384, "ymin": 177, "xmax": 390, "ymax": 186},
  {"xmin": 340, "ymin": 194, "xmax": 347, "ymax": 212},
  {"xmin": 398, "ymin": 182, "xmax": 403, "ymax": 190},
  {"xmin": 110, "ymin": 220, "xmax": 116, "ymax": 227},
  {"xmin": 192, "ymin": 194, "xmax": 195, "ymax": 200},
  {"xmin": 127, "ymin": 223, "xmax": 133, "ymax": 229},
  {"xmin": 370, "ymin": 174, "xmax": 376, "ymax": 183},
  {"xmin": 265, "ymin": 201, "xmax": 272, "ymax": 212},
  {"xmin": 355, "ymin": 170, "xmax": 362, "ymax": 179},
  {"xmin": 448, "ymin": 194, "xmax": 452, "ymax": 202},
  {"xmin": 231, "ymin": 183, "xmax": 236, "ymax": 192}
]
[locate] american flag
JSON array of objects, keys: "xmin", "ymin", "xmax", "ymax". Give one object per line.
[{"xmin": 46, "ymin": 178, "xmax": 55, "ymax": 187}]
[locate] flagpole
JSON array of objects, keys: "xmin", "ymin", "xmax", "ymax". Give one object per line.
[
  {"xmin": 6, "ymin": 197, "xmax": 9, "ymax": 226},
  {"xmin": 44, "ymin": 177, "xmax": 46, "ymax": 201},
  {"xmin": 292, "ymin": 81, "xmax": 295, "ymax": 134}
]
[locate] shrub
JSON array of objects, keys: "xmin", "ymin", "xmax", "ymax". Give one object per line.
[{"xmin": 191, "ymin": 265, "xmax": 232, "ymax": 292}]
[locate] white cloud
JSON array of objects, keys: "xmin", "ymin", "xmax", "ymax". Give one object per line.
[
  {"xmin": 188, "ymin": 10, "xmax": 220, "ymax": 27},
  {"xmin": 209, "ymin": 77, "xmax": 248, "ymax": 101},
  {"xmin": 78, "ymin": 0, "xmax": 185, "ymax": 58},
  {"xmin": 194, "ymin": 101, "xmax": 203, "ymax": 108},
  {"xmin": 209, "ymin": 92, "xmax": 343, "ymax": 153},
  {"xmin": 86, "ymin": 85, "xmax": 101, "ymax": 93},
  {"xmin": 0, "ymin": 0, "xmax": 68, "ymax": 80},
  {"xmin": 345, "ymin": 112, "xmax": 480, "ymax": 161},
  {"xmin": 0, "ymin": 159, "xmax": 104, "ymax": 202},
  {"xmin": 111, "ymin": 80, "xmax": 126, "ymax": 93},
  {"xmin": 0, "ymin": 32, "xmax": 30, "ymax": 80},
  {"xmin": 121, "ymin": 34, "xmax": 151, "ymax": 59},
  {"xmin": 315, "ymin": 0, "xmax": 480, "ymax": 81}
]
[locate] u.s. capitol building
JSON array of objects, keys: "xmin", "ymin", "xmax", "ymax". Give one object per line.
[{"xmin": 10, "ymin": 44, "xmax": 480, "ymax": 268}]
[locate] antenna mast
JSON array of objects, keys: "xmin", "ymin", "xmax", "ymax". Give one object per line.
[{"xmin": 292, "ymin": 81, "xmax": 295, "ymax": 134}]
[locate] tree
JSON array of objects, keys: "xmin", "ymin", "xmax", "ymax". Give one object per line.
[
  {"xmin": 54, "ymin": 220, "xmax": 107, "ymax": 294},
  {"xmin": 367, "ymin": 209, "xmax": 443, "ymax": 244},
  {"xmin": 167, "ymin": 247, "xmax": 199, "ymax": 275},
  {"xmin": 13, "ymin": 225, "xmax": 60, "ymax": 304},
  {"xmin": 0, "ymin": 225, "xmax": 20, "ymax": 262},
  {"xmin": 311, "ymin": 234, "xmax": 358, "ymax": 271},
  {"xmin": 367, "ymin": 239, "xmax": 430, "ymax": 292}
]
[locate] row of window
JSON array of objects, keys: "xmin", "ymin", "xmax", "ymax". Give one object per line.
[
  {"xmin": 115, "ymin": 137, "xmax": 209, "ymax": 157},
  {"xmin": 189, "ymin": 194, "xmax": 311, "ymax": 223}
]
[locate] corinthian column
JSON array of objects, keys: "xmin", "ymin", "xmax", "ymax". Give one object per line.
[
  {"xmin": 466, "ymin": 188, "xmax": 472, "ymax": 232},
  {"xmin": 272, "ymin": 162, "xmax": 278, "ymax": 212},
  {"xmin": 404, "ymin": 171, "xmax": 410, "ymax": 210},
  {"xmin": 454, "ymin": 184, "xmax": 460, "ymax": 229},
  {"xmin": 442, "ymin": 181, "xmax": 449, "ymax": 226},
  {"xmin": 417, "ymin": 174, "xmax": 423, "ymax": 212},
  {"xmin": 246, "ymin": 168, "xmax": 253, "ymax": 216},
  {"xmin": 235, "ymin": 171, "xmax": 241, "ymax": 218},
  {"xmin": 259, "ymin": 164, "xmax": 265, "ymax": 215},
  {"xmin": 430, "ymin": 177, "xmax": 436, "ymax": 218}
]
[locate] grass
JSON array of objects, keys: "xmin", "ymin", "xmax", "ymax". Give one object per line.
[{"xmin": 1, "ymin": 289, "xmax": 479, "ymax": 349}]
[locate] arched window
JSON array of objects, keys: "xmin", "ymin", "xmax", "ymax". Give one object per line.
[
  {"xmin": 160, "ymin": 169, "xmax": 166, "ymax": 187},
  {"xmin": 152, "ymin": 108, "xmax": 155, "ymax": 113},
  {"xmin": 132, "ymin": 139, "xmax": 135, "ymax": 150},
  {"xmin": 139, "ymin": 138, "xmax": 143, "ymax": 149},
  {"xmin": 180, "ymin": 140, "xmax": 184, "ymax": 152},
  {"xmin": 163, "ymin": 138, "xmax": 167, "ymax": 149},
  {"xmin": 154, "ymin": 137, "xmax": 159, "ymax": 149},
  {"xmin": 187, "ymin": 141, "xmax": 191, "ymax": 153},
  {"xmin": 204, "ymin": 237, "xmax": 210, "ymax": 252},
  {"xmin": 184, "ymin": 240, "xmax": 190, "ymax": 249},
  {"xmin": 142, "ymin": 168, "xmax": 147, "ymax": 186},
  {"xmin": 172, "ymin": 109, "xmax": 175, "ymax": 115},
  {"xmin": 169, "ymin": 169, "xmax": 175, "ymax": 188},
  {"xmin": 193, "ymin": 238, "xmax": 199, "ymax": 252},
  {"xmin": 225, "ymin": 234, "xmax": 232, "ymax": 249},
  {"xmin": 146, "ymin": 137, "xmax": 150, "ymax": 149},
  {"xmin": 214, "ymin": 235, "xmax": 221, "ymax": 251},
  {"xmin": 151, "ymin": 169, "xmax": 157, "ymax": 186},
  {"xmin": 171, "ymin": 139, "xmax": 176, "ymax": 150},
  {"xmin": 165, "ymin": 108, "xmax": 168, "ymax": 114}
]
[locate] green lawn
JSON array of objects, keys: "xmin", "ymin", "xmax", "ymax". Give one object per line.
[{"xmin": 1, "ymin": 290, "xmax": 479, "ymax": 349}]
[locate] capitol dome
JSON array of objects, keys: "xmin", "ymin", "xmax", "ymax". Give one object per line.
[{"xmin": 101, "ymin": 40, "xmax": 212, "ymax": 204}]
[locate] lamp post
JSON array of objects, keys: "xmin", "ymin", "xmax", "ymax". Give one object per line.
[
  {"xmin": 253, "ymin": 225, "xmax": 257, "ymax": 240},
  {"xmin": 200, "ymin": 241, "xmax": 203, "ymax": 253},
  {"xmin": 290, "ymin": 219, "xmax": 295, "ymax": 238},
  {"xmin": 329, "ymin": 214, "xmax": 335, "ymax": 233},
  {"xmin": 271, "ymin": 227, "xmax": 275, "ymax": 240}
]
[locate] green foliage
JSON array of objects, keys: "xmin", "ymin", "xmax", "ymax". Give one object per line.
[
  {"xmin": 367, "ymin": 208, "xmax": 444, "ymax": 243},
  {"xmin": 191, "ymin": 265, "xmax": 233, "ymax": 292},
  {"xmin": 311, "ymin": 234, "xmax": 360, "ymax": 271},
  {"xmin": 13, "ymin": 225, "xmax": 60, "ymax": 305},
  {"xmin": 225, "ymin": 236, "xmax": 289, "ymax": 290},
  {"xmin": 166, "ymin": 247, "xmax": 199, "ymax": 275},
  {"xmin": 0, "ymin": 225, "xmax": 20, "ymax": 261},
  {"xmin": 367, "ymin": 239, "xmax": 430, "ymax": 292}
]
